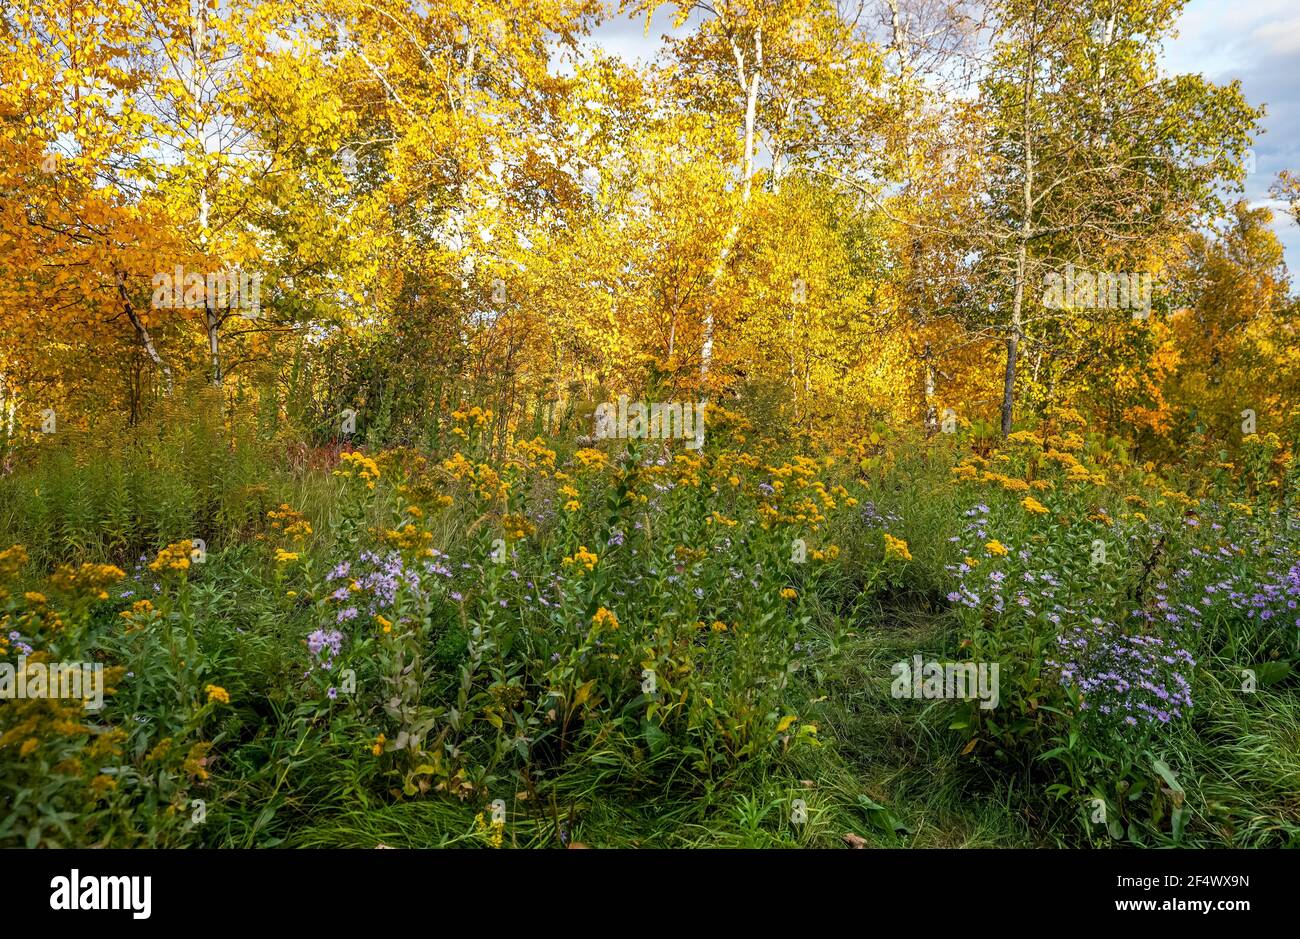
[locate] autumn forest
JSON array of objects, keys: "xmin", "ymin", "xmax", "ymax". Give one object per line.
[{"xmin": 1, "ymin": 0, "xmax": 1298, "ymax": 853}]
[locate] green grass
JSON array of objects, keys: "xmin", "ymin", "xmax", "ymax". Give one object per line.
[{"xmin": 1, "ymin": 404, "xmax": 1297, "ymax": 849}]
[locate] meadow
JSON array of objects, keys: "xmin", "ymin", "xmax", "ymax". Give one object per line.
[
  {"xmin": 3, "ymin": 0, "xmax": 1300, "ymax": 852},
  {"xmin": 1, "ymin": 391, "xmax": 1296, "ymax": 849}
]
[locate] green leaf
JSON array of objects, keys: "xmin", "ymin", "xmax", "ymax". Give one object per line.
[
  {"xmin": 1253, "ymin": 661, "xmax": 1291, "ymax": 687},
  {"xmin": 857, "ymin": 795, "xmax": 912, "ymax": 835},
  {"xmin": 1152, "ymin": 758, "xmax": 1181, "ymax": 792},
  {"xmin": 641, "ymin": 718, "xmax": 668, "ymax": 755}
]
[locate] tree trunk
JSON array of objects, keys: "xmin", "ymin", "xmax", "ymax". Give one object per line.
[
  {"xmin": 117, "ymin": 271, "xmax": 174, "ymax": 395},
  {"xmin": 704, "ymin": 28, "xmax": 762, "ymax": 386},
  {"xmin": 1001, "ymin": 264, "xmax": 1022, "ymax": 437},
  {"xmin": 207, "ymin": 307, "xmax": 223, "ymax": 387},
  {"xmin": 923, "ymin": 341, "xmax": 938, "ymax": 437},
  {"xmin": 1002, "ymin": 3, "xmax": 1038, "ymax": 437},
  {"xmin": 742, "ymin": 62, "xmax": 760, "ymax": 202}
]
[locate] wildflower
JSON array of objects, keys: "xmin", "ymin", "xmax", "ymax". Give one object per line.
[
  {"xmin": 502, "ymin": 514, "xmax": 536, "ymax": 542},
  {"xmin": 442, "ymin": 452, "xmax": 474, "ymax": 480},
  {"xmin": 473, "ymin": 810, "xmax": 505, "ymax": 848},
  {"xmin": 515, "ymin": 437, "xmax": 557, "ymax": 473},
  {"xmin": 1046, "ymin": 623, "xmax": 1193, "ymax": 736},
  {"xmin": 275, "ymin": 549, "xmax": 300, "ymax": 564},
  {"xmin": 592, "ymin": 607, "xmax": 620, "ymax": 631},
  {"xmin": 883, "ymin": 533, "xmax": 912, "ymax": 561},
  {"xmin": 985, "ymin": 540, "xmax": 1009, "ymax": 557},
  {"xmin": 376, "ymin": 614, "xmax": 393, "ymax": 634},
  {"xmin": 88, "ymin": 774, "xmax": 117, "ymax": 799},
  {"xmin": 307, "ymin": 628, "xmax": 345, "ymax": 666},
  {"xmin": 1021, "ymin": 496, "xmax": 1049, "ymax": 515},
  {"xmin": 563, "ymin": 546, "xmax": 599, "ymax": 573},
  {"xmin": 148, "ymin": 541, "xmax": 193, "ymax": 574},
  {"xmin": 335, "ymin": 451, "xmax": 382, "ymax": 489},
  {"xmin": 182, "ymin": 742, "xmax": 213, "ymax": 780},
  {"xmin": 0, "ymin": 544, "xmax": 29, "ymax": 580},
  {"xmin": 145, "ymin": 738, "xmax": 173, "ymax": 763},
  {"xmin": 574, "ymin": 448, "xmax": 609, "ymax": 471},
  {"xmin": 51, "ymin": 562, "xmax": 127, "ymax": 598},
  {"xmin": 381, "ymin": 523, "xmax": 433, "ymax": 555},
  {"xmin": 205, "ymin": 684, "xmax": 231, "ymax": 705},
  {"xmin": 780, "ymin": 587, "xmax": 798, "ymax": 600}
]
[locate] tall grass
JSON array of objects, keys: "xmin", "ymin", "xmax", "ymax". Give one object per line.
[{"xmin": 1, "ymin": 396, "xmax": 1296, "ymax": 849}]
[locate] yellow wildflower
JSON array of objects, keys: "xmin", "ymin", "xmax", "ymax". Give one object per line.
[
  {"xmin": 563, "ymin": 546, "xmax": 599, "ymax": 573},
  {"xmin": 883, "ymin": 533, "xmax": 912, "ymax": 561},
  {"xmin": 501, "ymin": 514, "xmax": 536, "ymax": 541},
  {"xmin": 0, "ymin": 544, "xmax": 28, "ymax": 580},
  {"xmin": 1021, "ymin": 496, "xmax": 1049, "ymax": 515},
  {"xmin": 149, "ymin": 541, "xmax": 193, "ymax": 574},
  {"xmin": 574, "ymin": 448, "xmax": 609, "ymax": 471}
]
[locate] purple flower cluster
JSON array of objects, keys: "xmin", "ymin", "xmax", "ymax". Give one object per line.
[
  {"xmin": 859, "ymin": 500, "xmax": 901, "ymax": 530},
  {"xmin": 945, "ymin": 504, "xmax": 1058, "ymax": 619},
  {"xmin": 1201, "ymin": 560, "xmax": 1300, "ymax": 628},
  {"xmin": 306, "ymin": 628, "xmax": 344, "ymax": 670},
  {"xmin": 1047, "ymin": 623, "xmax": 1194, "ymax": 733},
  {"xmin": 326, "ymin": 549, "xmax": 460, "ymax": 619},
  {"xmin": 353, "ymin": 550, "xmax": 422, "ymax": 609}
]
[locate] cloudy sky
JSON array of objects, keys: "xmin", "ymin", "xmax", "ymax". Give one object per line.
[
  {"xmin": 576, "ymin": 1, "xmax": 1300, "ymax": 279},
  {"xmin": 1161, "ymin": 0, "xmax": 1300, "ymax": 272}
]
